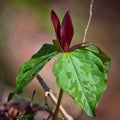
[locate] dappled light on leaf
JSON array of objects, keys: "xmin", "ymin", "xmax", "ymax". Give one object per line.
[{"xmin": 53, "ymin": 45, "xmax": 111, "ymax": 117}]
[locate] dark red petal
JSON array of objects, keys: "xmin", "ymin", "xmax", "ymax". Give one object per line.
[
  {"xmin": 51, "ymin": 10, "xmax": 60, "ymax": 40},
  {"xmin": 70, "ymin": 42, "xmax": 94, "ymax": 51},
  {"xmin": 60, "ymin": 9, "xmax": 74, "ymax": 52}
]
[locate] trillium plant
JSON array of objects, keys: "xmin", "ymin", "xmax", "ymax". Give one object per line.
[{"xmin": 8, "ymin": 6, "xmax": 111, "ymax": 120}]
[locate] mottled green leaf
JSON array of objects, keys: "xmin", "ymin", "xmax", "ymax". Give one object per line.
[
  {"xmin": 14, "ymin": 44, "xmax": 57, "ymax": 94},
  {"xmin": 53, "ymin": 45, "xmax": 111, "ymax": 117}
]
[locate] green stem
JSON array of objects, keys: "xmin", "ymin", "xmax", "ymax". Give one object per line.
[{"xmin": 53, "ymin": 89, "xmax": 63, "ymax": 120}]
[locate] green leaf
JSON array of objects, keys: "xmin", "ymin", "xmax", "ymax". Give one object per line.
[
  {"xmin": 52, "ymin": 39, "xmax": 62, "ymax": 52},
  {"xmin": 14, "ymin": 44, "xmax": 57, "ymax": 94},
  {"xmin": 53, "ymin": 45, "xmax": 111, "ymax": 117},
  {"xmin": 7, "ymin": 92, "xmax": 15, "ymax": 102},
  {"xmin": 17, "ymin": 114, "xmax": 34, "ymax": 120}
]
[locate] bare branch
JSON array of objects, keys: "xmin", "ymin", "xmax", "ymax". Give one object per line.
[
  {"xmin": 36, "ymin": 75, "xmax": 73, "ymax": 120},
  {"xmin": 82, "ymin": 0, "xmax": 94, "ymax": 43}
]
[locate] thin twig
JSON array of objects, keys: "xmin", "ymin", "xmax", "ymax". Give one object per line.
[
  {"xmin": 36, "ymin": 75, "xmax": 50, "ymax": 92},
  {"xmin": 31, "ymin": 90, "xmax": 36, "ymax": 102},
  {"xmin": 36, "ymin": 75, "xmax": 73, "ymax": 120},
  {"xmin": 45, "ymin": 91, "xmax": 73, "ymax": 120},
  {"xmin": 82, "ymin": 0, "xmax": 94, "ymax": 43}
]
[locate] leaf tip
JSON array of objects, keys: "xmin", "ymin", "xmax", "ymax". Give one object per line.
[{"xmin": 7, "ymin": 92, "xmax": 15, "ymax": 102}]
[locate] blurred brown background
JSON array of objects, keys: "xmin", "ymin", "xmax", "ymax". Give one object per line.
[{"xmin": 0, "ymin": 0, "xmax": 120, "ymax": 120}]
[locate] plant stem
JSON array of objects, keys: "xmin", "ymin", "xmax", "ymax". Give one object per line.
[
  {"xmin": 36, "ymin": 75, "xmax": 73, "ymax": 120},
  {"xmin": 53, "ymin": 89, "xmax": 63, "ymax": 120}
]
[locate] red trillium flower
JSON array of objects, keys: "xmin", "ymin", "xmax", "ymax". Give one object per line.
[{"xmin": 51, "ymin": 9, "xmax": 74, "ymax": 52}]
